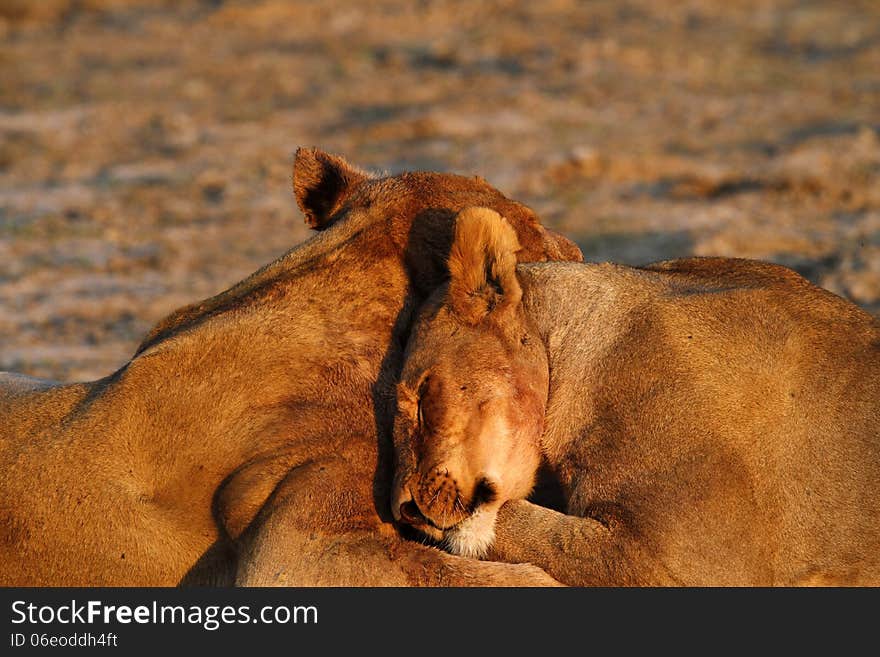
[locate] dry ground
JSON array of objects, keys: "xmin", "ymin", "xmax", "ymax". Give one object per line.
[{"xmin": 1, "ymin": 0, "xmax": 878, "ymax": 381}]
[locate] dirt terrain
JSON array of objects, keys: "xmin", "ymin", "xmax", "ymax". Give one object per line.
[{"xmin": 1, "ymin": 0, "xmax": 878, "ymax": 382}]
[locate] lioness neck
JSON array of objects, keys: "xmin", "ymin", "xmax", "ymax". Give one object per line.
[
  {"xmin": 71, "ymin": 227, "xmax": 411, "ymax": 539},
  {"xmin": 518, "ymin": 261, "xmax": 652, "ymax": 481}
]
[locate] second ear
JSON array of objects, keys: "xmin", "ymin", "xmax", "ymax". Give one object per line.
[{"xmin": 293, "ymin": 147, "xmax": 369, "ymax": 230}]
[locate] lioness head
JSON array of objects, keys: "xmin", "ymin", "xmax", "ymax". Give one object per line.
[
  {"xmin": 392, "ymin": 208, "xmax": 548, "ymax": 557},
  {"xmin": 293, "ymin": 147, "xmax": 583, "ymax": 294}
]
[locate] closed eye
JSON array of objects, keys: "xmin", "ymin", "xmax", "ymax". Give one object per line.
[
  {"xmin": 417, "ymin": 395, "xmax": 425, "ymax": 429},
  {"xmin": 416, "ymin": 374, "xmax": 431, "ymax": 431}
]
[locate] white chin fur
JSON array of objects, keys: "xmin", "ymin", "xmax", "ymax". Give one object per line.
[{"xmin": 442, "ymin": 508, "xmax": 497, "ymax": 558}]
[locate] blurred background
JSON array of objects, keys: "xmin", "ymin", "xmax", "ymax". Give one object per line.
[{"xmin": 1, "ymin": 0, "xmax": 878, "ymax": 381}]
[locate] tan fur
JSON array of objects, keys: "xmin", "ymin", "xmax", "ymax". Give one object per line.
[
  {"xmin": 448, "ymin": 208, "xmax": 523, "ymax": 324},
  {"xmin": 0, "ymin": 152, "xmax": 581, "ymax": 586},
  {"xmin": 393, "ymin": 210, "xmax": 880, "ymax": 586}
]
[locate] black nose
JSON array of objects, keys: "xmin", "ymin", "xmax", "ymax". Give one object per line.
[
  {"xmin": 399, "ymin": 499, "xmax": 428, "ymax": 525},
  {"xmin": 470, "ymin": 477, "xmax": 498, "ymax": 511}
]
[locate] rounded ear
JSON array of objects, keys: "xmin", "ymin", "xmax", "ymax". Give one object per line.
[
  {"xmin": 293, "ymin": 147, "xmax": 370, "ymax": 230},
  {"xmin": 447, "ymin": 207, "xmax": 523, "ymax": 325}
]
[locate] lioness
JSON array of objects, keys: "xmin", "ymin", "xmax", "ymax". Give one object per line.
[
  {"xmin": 0, "ymin": 151, "xmax": 580, "ymax": 586},
  {"xmin": 392, "ymin": 208, "xmax": 880, "ymax": 585}
]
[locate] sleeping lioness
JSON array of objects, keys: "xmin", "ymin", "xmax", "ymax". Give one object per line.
[
  {"xmin": 391, "ymin": 207, "xmax": 880, "ymax": 585},
  {"xmin": 0, "ymin": 153, "xmax": 579, "ymax": 586}
]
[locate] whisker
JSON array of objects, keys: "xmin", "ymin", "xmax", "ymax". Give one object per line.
[{"xmin": 427, "ymin": 482, "xmax": 442, "ymax": 511}]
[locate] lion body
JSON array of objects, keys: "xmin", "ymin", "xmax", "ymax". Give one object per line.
[
  {"xmin": 0, "ymin": 151, "xmax": 577, "ymax": 586},
  {"xmin": 492, "ymin": 258, "xmax": 880, "ymax": 585},
  {"xmin": 392, "ymin": 208, "xmax": 880, "ymax": 586}
]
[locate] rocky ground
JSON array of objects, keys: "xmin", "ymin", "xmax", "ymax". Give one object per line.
[{"xmin": 1, "ymin": 0, "xmax": 878, "ymax": 381}]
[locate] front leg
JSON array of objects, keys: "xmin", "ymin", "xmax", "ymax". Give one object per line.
[{"xmin": 488, "ymin": 500, "xmax": 672, "ymax": 586}]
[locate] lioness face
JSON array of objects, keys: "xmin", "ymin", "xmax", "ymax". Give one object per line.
[{"xmin": 392, "ymin": 208, "xmax": 548, "ymax": 557}]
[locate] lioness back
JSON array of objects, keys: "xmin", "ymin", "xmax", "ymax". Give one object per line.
[{"xmin": 530, "ymin": 257, "xmax": 880, "ymax": 583}]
